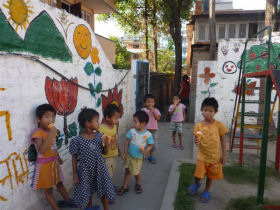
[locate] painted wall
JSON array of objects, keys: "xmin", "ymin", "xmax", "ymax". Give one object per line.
[
  {"xmin": 0, "ymin": 0, "xmax": 136, "ymax": 209},
  {"xmin": 195, "ymin": 38, "xmax": 280, "ymax": 127}
]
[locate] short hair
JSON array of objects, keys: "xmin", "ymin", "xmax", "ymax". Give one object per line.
[
  {"xmin": 103, "ymin": 104, "xmax": 121, "ymax": 118},
  {"xmin": 173, "ymin": 94, "xmax": 180, "ymax": 99},
  {"xmin": 133, "ymin": 111, "xmax": 149, "ymax": 124},
  {"xmin": 183, "ymin": 75, "xmax": 189, "ymax": 82},
  {"xmin": 36, "ymin": 104, "xmax": 56, "ymax": 119},
  {"xmin": 143, "ymin": 94, "xmax": 155, "ymax": 102},
  {"xmin": 78, "ymin": 108, "xmax": 99, "ymax": 128},
  {"xmin": 201, "ymin": 97, "xmax": 219, "ymax": 112}
]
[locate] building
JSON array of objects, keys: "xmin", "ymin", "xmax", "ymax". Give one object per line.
[
  {"xmin": 42, "ymin": 0, "xmax": 116, "ymax": 64},
  {"xmin": 120, "ymin": 33, "xmax": 146, "ymax": 60},
  {"xmin": 186, "ymin": 0, "xmax": 265, "ymax": 122}
]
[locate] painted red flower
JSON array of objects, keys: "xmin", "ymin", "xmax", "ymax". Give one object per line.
[
  {"xmin": 234, "ymin": 81, "xmax": 257, "ymax": 96},
  {"xmin": 199, "ymin": 67, "xmax": 216, "ymax": 84},
  {"xmin": 45, "ymin": 77, "xmax": 78, "ymax": 144},
  {"xmin": 101, "ymin": 86, "xmax": 123, "ymax": 118}
]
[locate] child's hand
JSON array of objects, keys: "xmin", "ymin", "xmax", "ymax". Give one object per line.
[
  {"xmin": 220, "ymin": 155, "xmax": 226, "ymax": 164},
  {"xmin": 195, "ymin": 136, "xmax": 200, "ymax": 146},
  {"xmin": 142, "ymin": 150, "xmax": 147, "ymax": 158},
  {"xmin": 118, "ymin": 148, "xmax": 122, "ymax": 157},
  {"xmin": 58, "ymin": 156, "xmax": 63, "ymax": 165},
  {"xmin": 122, "ymin": 152, "xmax": 127, "ymax": 160},
  {"xmin": 73, "ymin": 174, "xmax": 79, "ymax": 184}
]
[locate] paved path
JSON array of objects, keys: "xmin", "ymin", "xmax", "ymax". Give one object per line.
[{"xmin": 64, "ymin": 122, "xmax": 193, "ymax": 210}]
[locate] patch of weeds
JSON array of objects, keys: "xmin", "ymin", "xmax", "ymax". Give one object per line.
[
  {"xmin": 225, "ymin": 196, "xmax": 280, "ymax": 210},
  {"xmin": 174, "ymin": 163, "xmax": 196, "ymax": 210},
  {"xmin": 266, "ymin": 165, "xmax": 280, "ymax": 181}
]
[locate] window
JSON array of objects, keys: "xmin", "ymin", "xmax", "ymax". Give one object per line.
[
  {"xmin": 218, "ymin": 24, "xmax": 226, "ymax": 39},
  {"xmin": 228, "ymin": 24, "xmax": 236, "ymax": 38},
  {"xmin": 239, "ymin": 24, "xmax": 247, "ymax": 38},
  {"xmin": 133, "ymin": 44, "xmax": 139, "ymax": 49},
  {"xmin": 61, "ymin": 1, "xmax": 70, "ymax": 12},
  {"xmin": 198, "ymin": 24, "xmax": 206, "ymax": 41},
  {"xmin": 81, "ymin": 11, "xmax": 91, "ymax": 24},
  {"xmin": 248, "ymin": 23, "xmax": 258, "ymax": 38}
]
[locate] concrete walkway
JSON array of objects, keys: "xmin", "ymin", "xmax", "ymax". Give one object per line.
[{"xmin": 64, "ymin": 122, "xmax": 193, "ymax": 210}]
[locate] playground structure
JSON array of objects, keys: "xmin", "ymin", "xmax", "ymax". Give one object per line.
[{"xmin": 229, "ymin": 26, "xmax": 280, "ymax": 204}]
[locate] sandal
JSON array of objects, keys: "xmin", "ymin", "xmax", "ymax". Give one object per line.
[
  {"xmin": 179, "ymin": 144, "xmax": 184, "ymax": 150},
  {"xmin": 135, "ymin": 184, "xmax": 143, "ymax": 194},
  {"xmin": 117, "ymin": 187, "xmax": 129, "ymax": 196},
  {"xmin": 148, "ymin": 156, "xmax": 157, "ymax": 164},
  {"xmin": 187, "ymin": 183, "xmax": 201, "ymax": 196},
  {"xmin": 200, "ymin": 191, "xmax": 211, "ymax": 203},
  {"xmin": 173, "ymin": 143, "xmax": 178, "ymax": 148}
]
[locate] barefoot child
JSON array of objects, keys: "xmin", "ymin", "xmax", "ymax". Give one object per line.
[
  {"xmin": 69, "ymin": 108, "xmax": 114, "ymax": 210},
  {"xmin": 99, "ymin": 104, "xmax": 121, "ymax": 178},
  {"xmin": 31, "ymin": 104, "xmax": 71, "ymax": 210},
  {"xmin": 188, "ymin": 97, "xmax": 228, "ymax": 203},
  {"xmin": 142, "ymin": 94, "xmax": 161, "ymax": 164},
  {"xmin": 168, "ymin": 95, "xmax": 186, "ymax": 150},
  {"xmin": 117, "ymin": 111, "xmax": 154, "ymax": 195}
]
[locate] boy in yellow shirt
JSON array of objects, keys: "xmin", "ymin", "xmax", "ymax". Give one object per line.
[
  {"xmin": 99, "ymin": 104, "xmax": 121, "ymax": 179},
  {"xmin": 188, "ymin": 97, "xmax": 228, "ymax": 203}
]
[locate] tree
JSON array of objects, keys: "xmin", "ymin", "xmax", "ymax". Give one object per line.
[
  {"xmin": 265, "ymin": 0, "xmax": 280, "ymax": 31},
  {"xmin": 109, "ymin": 36, "xmax": 131, "ymax": 70},
  {"xmin": 209, "ymin": 0, "xmax": 216, "ymax": 60},
  {"xmin": 159, "ymin": 0, "xmax": 193, "ymax": 94}
]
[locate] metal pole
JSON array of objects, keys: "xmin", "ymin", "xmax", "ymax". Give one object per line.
[
  {"xmin": 239, "ymin": 76, "xmax": 246, "ymax": 166},
  {"xmin": 257, "ymin": 75, "xmax": 272, "ymax": 204},
  {"xmin": 275, "ymin": 102, "xmax": 280, "ymax": 171}
]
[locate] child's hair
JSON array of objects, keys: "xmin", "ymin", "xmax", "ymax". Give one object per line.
[
  {"xmin": 143, "ymin": 93, "xmax": 155, "ymax": 102},
  {"xmin": 201, "ymin": 97, "xmax": 219, "ymax": 112},
  {"xmin": 78, "ymin": 108, "xmax": 99, "ymax": 128},
  {"xmin": 36, "ymin": 104, "xmax": 56, "ymax": 119},
  {"xmin": 103, "ymin": 104, "xmax": 121, "ymax": 118},
  {"xmin": 172, "ymin": 94, "xmax": 180, "ymax": 99},
  {"xmin": 133, "ymin": 111, "xmax": 149, "ymax": 124}
]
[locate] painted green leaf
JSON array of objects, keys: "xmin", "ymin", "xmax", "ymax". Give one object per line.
[
  {"xmin": 84, "ymin": 62, "xmax": 94, "ymax": 75},
  {"xmin": 95, "ymin": 67, "xmax": 102, "ymax": 76},
  {"xmin": 95, "ymin": 82, "xmax": 103, "ymax": 93},
  {"xmin": 97, "ymin": 98, "xmax": 101, "ymax": 107},
  {"xmin": 56, "ymin": 130, "xmax": 63, "ymax": 149},
  {"xmin": 210, "ymin": 83, "xmax": 218, "ymax": 88},
  {"xmin": 68, "ymin": 122, "xmax": 77, "ymax": 138},
  {"xmin": 88, "ymin": 83, "xmax": 95, "ymax": 97},
  {"xmin": 201, "ymin": 91, "xmax": 209, "ymax": 94}
]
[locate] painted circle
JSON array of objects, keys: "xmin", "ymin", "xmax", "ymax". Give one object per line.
[
  {"xmin": 73, "ymin": 24, "xmax": 92, "ymax": 59},
  {"xmin": 222, "ymin": 61, "xmax": 237, "ymax": 74},
  {"xmin": 10, "ymin": 0, "xmax": 28, "ymax": 24}
]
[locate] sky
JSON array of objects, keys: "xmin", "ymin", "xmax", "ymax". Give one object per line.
[{"xmin": 95, "ymin": 0, "xmax": 266, "ymax": 38}]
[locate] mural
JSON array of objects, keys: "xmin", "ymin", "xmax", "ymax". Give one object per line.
[
  {"xmin": 199, "ymin": 67, "xmax": 216, "ymax": 84},
  {"xmin": 56, "ymin": 11, "xmax": 74, "ymax": 39},
  {"xmin": 45, "ymin": 77, "xmax": 78, "ymax": 145},
  {"xmin": 233, "ymin": 79, "xmax": 257, "ymax": 96},
  {"xmin": 221, "ymin": 45, "xmax": 229, "ymax": 56},
  {"xmin": 73, "ymin": 24, "xmax": 92, "ymax": 59},
  {"xmin": 238, "ymin": 43, "xmax": 280, "ymax": 73},
  {"xmin": 0, "ymin": 88, "xmax": 12, "ymax": 140},
  {"xmin": 222, "ymin": 61, "xmax": 237, "ymax": 74},
  {"xmin": 233, "ymin": 42, "xmax": 240, "ymax": 53}
]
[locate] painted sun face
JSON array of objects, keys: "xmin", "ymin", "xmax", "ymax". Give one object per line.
[
  {"xmin": 73, "ymin": 24, "xmax": 92, "ymax": 59},
  {"xmin": 222, "ymin": 61, "xmax": 237, "ymax": 74},
  {"xmin": 3, "ymin": 0, "xmax": 34, "ymax": 32}
]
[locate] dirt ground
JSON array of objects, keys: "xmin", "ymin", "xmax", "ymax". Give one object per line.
[{"xmin": 194, "ymin": 141, "xmax": 280, "ymax": 210}]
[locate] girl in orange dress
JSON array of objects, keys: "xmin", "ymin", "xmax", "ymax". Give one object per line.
[{"xmin": 31, "ymin": 104, "xmax": 72, "ymax": 210}]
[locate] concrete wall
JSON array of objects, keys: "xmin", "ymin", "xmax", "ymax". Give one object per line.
[
  {"xmin": 0, "ymin": 1, "xmax": 136, "ymax": 209},
  {"xmin": 96, "ymin": 34, "xmax": 116, "ymax": 64},
  {"xmin": 193, "ymin": 38, "xmax": 279, "ymax": 127}
]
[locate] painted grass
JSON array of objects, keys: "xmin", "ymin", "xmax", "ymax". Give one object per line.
[
  {"xmin": 174, "ymin": 163, "xmax": 196, "ymax": 210},
  {"xmin": 225, "ymin": 196, "xmax": 280, "ymax": 210},
  {"xmin": 223, "ymin": 164, "xmax": 280, "ymax": 185}
]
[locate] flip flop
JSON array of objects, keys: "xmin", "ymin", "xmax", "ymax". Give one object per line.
[
  {"xmin": 200, "ymin": 191, "xmax": 211, "ymax": 203},
  {"xmin": 188, "ymin": 183, "xmax": 201, "ymax": 196},
  {"xmin": 148, "ymin": 156, "xmax": 157, "ymax": 164},
  {"xmin": 179, "ymin": 145, "xmax": 184, "ymax": 150},
  {"xmin": 173, "ymin": 143, "xmax": 178, "ymax": 148}
]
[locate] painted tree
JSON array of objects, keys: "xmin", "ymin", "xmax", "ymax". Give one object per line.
[
  {"xmin": 159, "ymin": 0, "xmax": 194, "ymax": 94},
  {"xmin": 265, "ymin": 0, "xmax": 280, "ymax": 31}
]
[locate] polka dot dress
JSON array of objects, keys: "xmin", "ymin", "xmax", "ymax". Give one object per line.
[{"xmin": 69, "ymin": 133, "xmax": 114, "ymax": 208}]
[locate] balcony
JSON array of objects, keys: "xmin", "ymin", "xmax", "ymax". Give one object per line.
[{"xmin": 82, "ymin": 0, "xmax": 116, "ymax": 14}]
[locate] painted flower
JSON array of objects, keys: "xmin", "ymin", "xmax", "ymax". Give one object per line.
[
  {"xmin": 91, "ymin": 47, "xmax": 100, "ymax": 64},
  {"xmin": 45, "ymin": 77, "xmax": 78, "ymax": 144},
  {"xmin": 199, "ymin": 67, "xmax": 216, "ymax": 84},
  {"xmin": 234, "ymin": 80, "xmax": 257, "ymax": 96},
  {"xmin": 101, "ymin": 86, "xmax": 123, "ymax": 117}
]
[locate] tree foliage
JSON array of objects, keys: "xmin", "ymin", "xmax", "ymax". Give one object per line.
[{"xmin": 109, "ymin": 36, "xmax": 131, "ymax": 70}]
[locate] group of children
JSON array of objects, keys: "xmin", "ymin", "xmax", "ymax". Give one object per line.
[{"xmin": 31, "ymin": 92, "xmax": 228, "ymax": 209}]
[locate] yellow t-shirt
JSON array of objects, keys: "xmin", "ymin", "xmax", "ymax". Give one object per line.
[
  {"xmin": 99, "ymin": 124, "xmax": 119, "ymax": 158},
  {"xmin": 193, "ymin": 120, "xmax": 228, "ymax": 164}
]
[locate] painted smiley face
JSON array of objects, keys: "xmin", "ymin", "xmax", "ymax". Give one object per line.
[
  {"xmin": 222, "ymin": 61, "xmax": 237, "ymax": 74},
  {"xmin": 73, "ymin": 24, "xmax": 92, "ymax": 59}
]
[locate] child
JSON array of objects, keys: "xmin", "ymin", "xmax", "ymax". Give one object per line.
[
  {"xmin": 69, "ymin": 108, "xmax": 114, "ymax": 210},
  {"xmin": 31, "ymin": 104, "xmax": 72, "ymax": 210},
  {"xmin": 168, "ymin": 95, "xmax": 186, "ymax": 150},
  {"xmin": 99, "ymin": 104, "xmax": 121, "ymax": 178},
  {"xmin": 142, "ymin": 94, "xmax": 161, "ymax": 164},
  {"xmin": 188, "ymin": 97, "xmax": 228, "ymax": 203},
  {"xmin": 117, "ymin": 111, "xmax": 154, "ymax": 196}
]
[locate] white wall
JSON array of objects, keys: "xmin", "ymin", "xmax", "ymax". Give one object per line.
[{"xmin": 0, "ymin": 1, "xmax": 136, "ymax": 209}]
